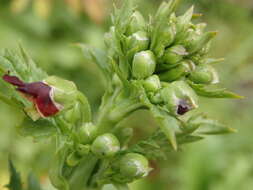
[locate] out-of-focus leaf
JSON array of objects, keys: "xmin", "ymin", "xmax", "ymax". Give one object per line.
[
  {"xmin": 78, "ymin": 44, "xmax": 112, "ymax": 81},
  {"xmin": 188, "ymin": 80, "xmax": 243, "ymax": 99},
  {"xmin": 49, "ymin": 145, "xmax": 69, "ymax": 190},
  {"xmin": 6, "ymin": 160, "xmax": 23, "ymax": 190},
  {"xmin": 27, "ymin": 173, "xmax": 42, "ymax": 190},
  {"xmin": 17, "ymin": 117, "xmax": 57, "ymax": 139}
]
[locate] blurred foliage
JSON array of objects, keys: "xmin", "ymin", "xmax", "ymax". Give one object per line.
[{"xmin": 0, "ymin": 0, "xmax": 253, "ymax": 190}]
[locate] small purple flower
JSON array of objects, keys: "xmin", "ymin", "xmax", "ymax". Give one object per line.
[{"xmin": 3, "ymin": 74, "xmax": 60, "ymax": 117}]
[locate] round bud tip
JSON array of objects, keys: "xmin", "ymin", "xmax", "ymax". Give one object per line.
[
  {"xmin": 143, "ymin": 75, "xmax": 161, "ymax": 92},
  {"xmin": 119, "ymin": 153, "xmax": 150, "ymax": 179},
  {"xmin": 132, "ymin": 50, "xmax": 156, "ymax": 79},
  {"xmin": 91, "ymin": 133, "xmax": 120, "ymax": 158}
]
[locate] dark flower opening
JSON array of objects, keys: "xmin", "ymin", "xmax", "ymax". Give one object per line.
[
  {"xmin": 2, "ymin": 74, "xmax": 60, "ymax": 117},
  {"xmin": 177, "ymin": 99, "xmax": 190, "ymax": 115}
]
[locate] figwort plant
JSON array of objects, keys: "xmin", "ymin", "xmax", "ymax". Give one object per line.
[{"xmin": 0, "ymin": 0, "xmax": 242, "ymax": 190}]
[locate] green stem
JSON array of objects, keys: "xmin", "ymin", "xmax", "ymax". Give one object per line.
[
  {"xmin": 96, "ymin": 96, "xmax": 145, "ymax": 135},
  {"xmin": 69, "ymin": 155, "xmax": 98, "ymax": 190}
]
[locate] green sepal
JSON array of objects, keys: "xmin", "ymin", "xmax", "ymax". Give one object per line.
[
  {"xmin": 151, "ymin": 22, "xmax": 176, "ymax": 58},
  {"xmin": 150, "ymin": 106, "xmax": 179, "ymax": 150},
  {"xmin": 186, "ymin": 31, "xmax": 217, "ymax": 54},
  {"xmin": 177, "ymin": 135, "xmax": 204, "ymax": 144},
  {"xmin": 200, "ymin": 58, "xmax": 225, "ymax": 65},
  {"xmin": 150, "ymin": 0, "xmax": 180, "ymax": 53},
  {"xmin": 187, "ymin": 113, "xmax": 236, "ymax": 135},
  {"xmin": 174, "ymin": 6, "xmax": 194, "ymax": 42},
  {"xmin": 189, "ymin": 64, "xmax": 219, "ymax": 84},
  {"xmin": 160, "ymin": 45, "xmax": 188, "ymax": 65},
  {"xmin": 158, "ymin": 60, "xmax": 194, "ymax": 82},
  {"xmin": 188, "ymin": 80, "xmax": 243, "ymax": 99}
]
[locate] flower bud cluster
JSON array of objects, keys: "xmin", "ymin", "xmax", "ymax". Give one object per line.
[{"xmin": 104, "ymin": 1, "xmax": 221, "ymax": 117}]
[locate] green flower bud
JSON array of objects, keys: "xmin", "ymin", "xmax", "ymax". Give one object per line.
[
  {"xmin": 132, "ymin": 50, "xmax": 156, "ymax": 79},
  {"xmin": 91, "ymin": 133, "xmax": 120, "ymax": 158},
  {"xmin": 127, "ymin": 31, "xmax": 149, "ymax": 54},
  {"xmin": 77, "ymin": 144, "xmax": 90, "ymax": 156},
  {"xmin": 161, "ymin": 45, "xmax": 188, "ymax": 65},
  {"xmin": 189, "ymin": 64, "xmax": 219, "ymax": 84},
  {"xmin": 78, "ymin": 122, "xmax": 97, "ymax": 144},
  {"xmin": 152, "ymin": 23, "xmax": 176, "ymax": 58},
  {"xmin": 66, "ymin": 151, "xmax": 81, "ymax": 167},
  {"xmin": 126, "ymin": 11, "xmax": 146, "ymax": 35},
  {"xmin": 143, "ymin": 75, "xmax": 161, "ymax": 92},
  {"xmin": 186, "ymin": 31, "xmax": 217, "ymax": 54},
  {"xmin": 149, "ymin": 92, "xmax": 163, "ymax": 104},
  {"xmin": 64, "ymin": 102, "xmax": 82, "ymax": 124},
  {"xmin": 44, "ymin": 76, "xmax": 78, "ymax": 110},
  {"xmin": 161, "ymin": 81, "xmax": 198, "ymax": 115},
  {"xmin": 158, "ymin": 60, "xmax": 195, "ymax": 82},
  {"xmin": 119, "ymin": 153, "xmax": 151, "ymax": 179},
  {"xmin": 174, "ymin": 6, "xmax": 194, "ymax": 43}
]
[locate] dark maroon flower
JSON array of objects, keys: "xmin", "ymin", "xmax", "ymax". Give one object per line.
[
  {"xmin": 2, "ymin": 74, "xmax": 60, "ymax": 117},
  {"xmin": 177, "ymin": 99, "xmax": 190, "ymax": 115}
]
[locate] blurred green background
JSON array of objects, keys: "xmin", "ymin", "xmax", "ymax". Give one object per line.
[{"xmin": 0, "ymin": 0, "xmax": 253, "ymax": 189}]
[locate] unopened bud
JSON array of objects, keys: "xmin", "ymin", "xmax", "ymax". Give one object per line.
[
  {"xmin": 126, "ymin": 11, "xmax": 146, "ymax": 35},
  {"xmin": 189, "ymin": 64, "xmax": 219, "ymax": 84},
  {"xmin": 91, "ymin": 133, "xmax": 120, "ymax": 158},
  {"xmin": 143, "ymin": 75, "xmax": 161, "ymax": 92},
  {"xmin": 161, "ymin": 45, "xmax": 188, "ymax": 65},
  {"xmin": 132, "ymin": 50, "xmax": 156, "ymax": 79}
]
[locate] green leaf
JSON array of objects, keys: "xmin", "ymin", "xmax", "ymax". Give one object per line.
[
  {"xmin": 17, "ymin": 117, "xmax": 57, "ymax": 140},
  {"xmin": 18, "ymin": 44, "xmax": 47, "ymax": 81},
  {"xmin": 6, "ymin": 160, "xmax": 23, "ymax": 190},
  {"xmin": 27, "ymin": 173, "xmax": 42, "ymax": 190},
  {"xmin": 188, "ymin": 80, "xmax": 243, "ymax": 99},
  {"xmin": 0, "ymin": 45, "xmax": 48, "ymax": 109},
  {"xmin": 0, "ymin": 46, "xmax": 47, "ymax": 82}
]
